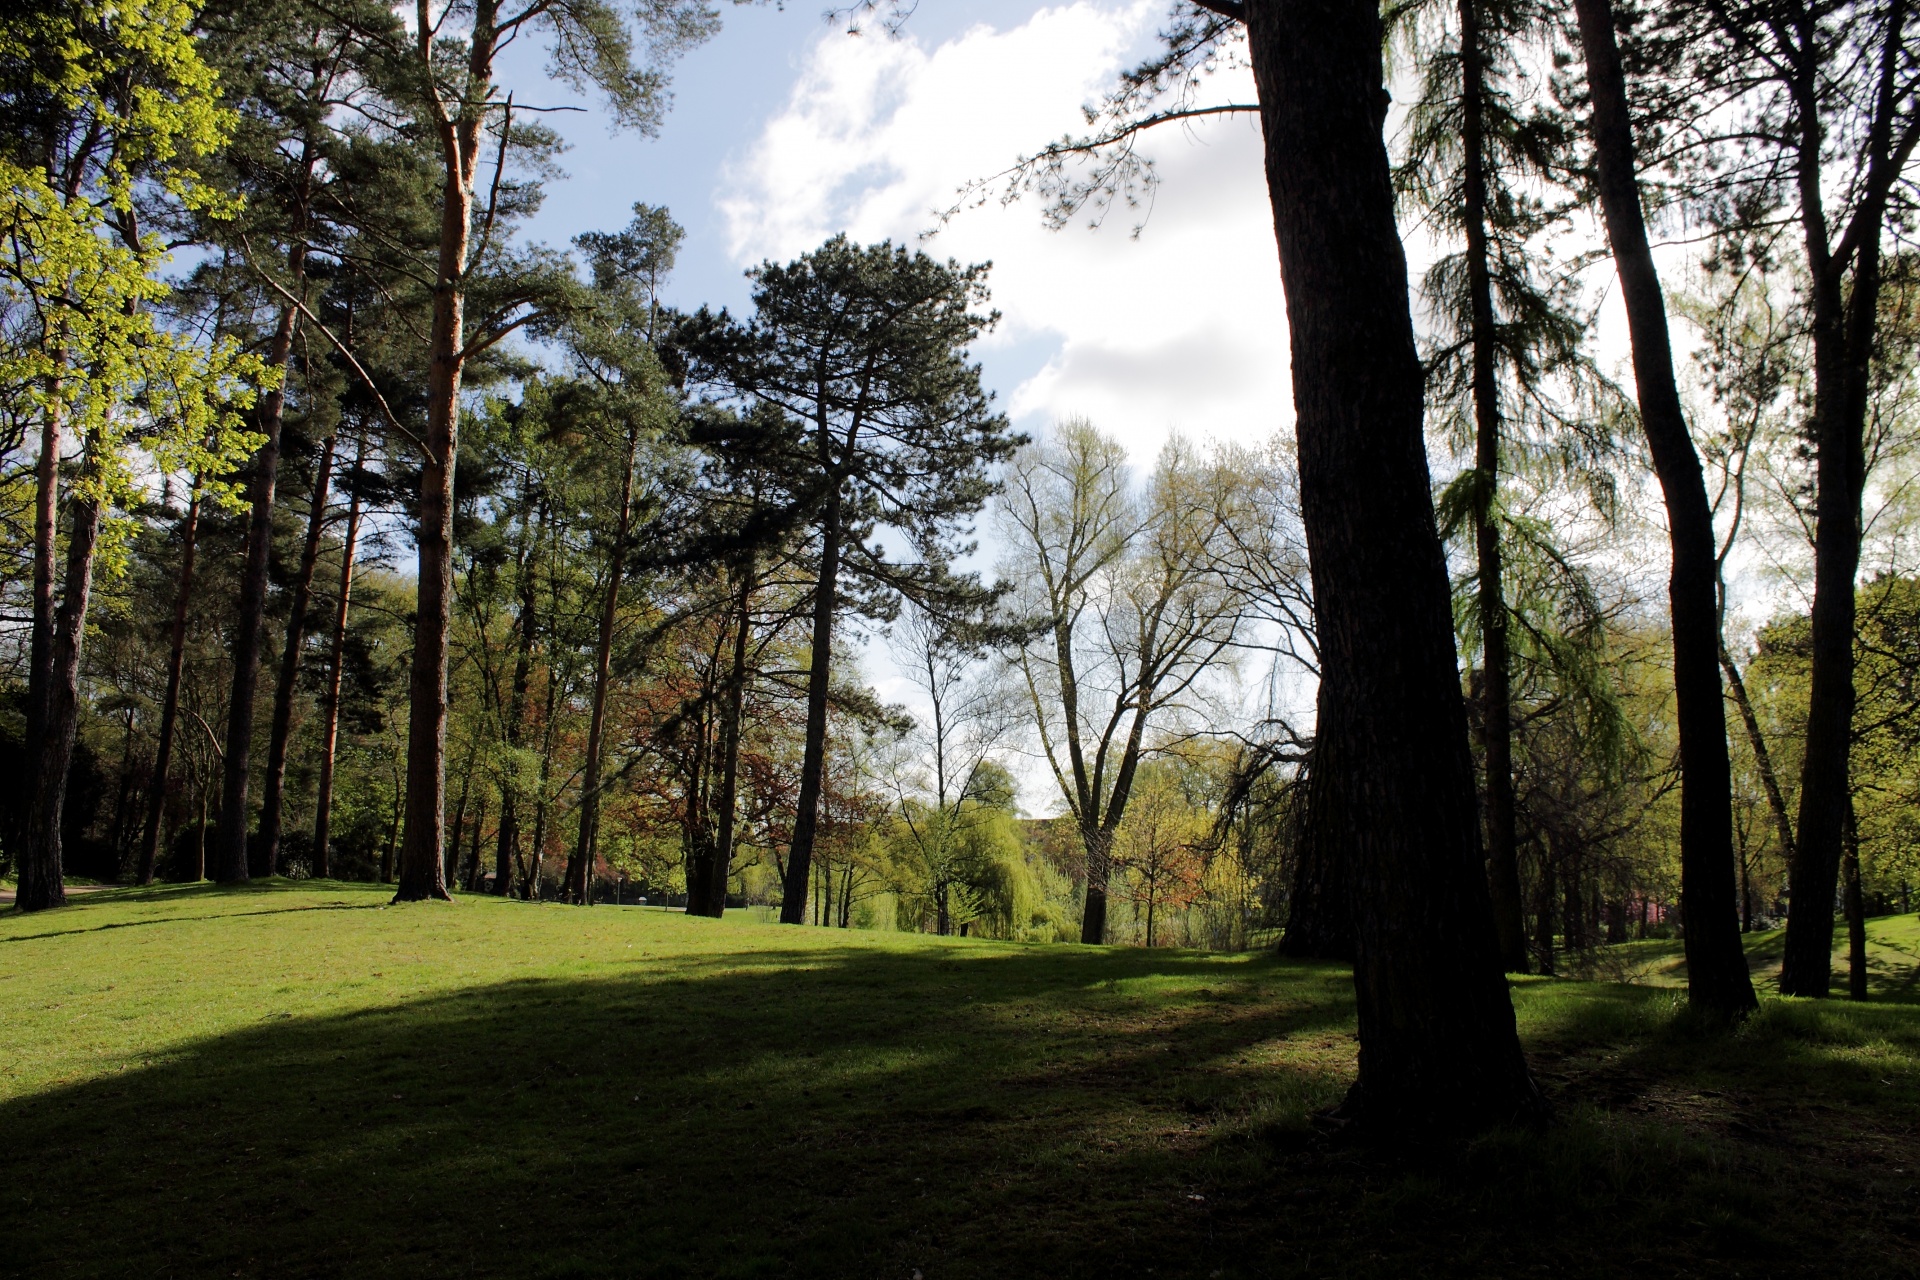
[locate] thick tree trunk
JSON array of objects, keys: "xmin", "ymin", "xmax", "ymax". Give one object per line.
[
  {"xmin": 1459, "ymin": 0, "xmax": 1527, "ymax": 974},
  {"xmin": 568, "ymin": 436, "xmax": 637, "ymax": 905},
  {"xmin": 138, "ymin": 485, "xmax": 202, "ymax": 885},
  {"xmin": 216, "ymin": 288, "xmax": 302, "ymax": 883},
  {"xmin": 781, "ymin": 488, "xmax": 842, "ymax": 924},
  {"xmin": 1244, "ymin": 0, "xmax": 1541, "ymax": 1131},
  {"xmin": 397, "ymin": 71, "xmax": 490, "ymax": 904},
  {"xmin": 259, "ymin": 431, "xmax": 337, "ymax": 872},
  {"xmin": 1572, "ymin": 0, "xmax": 1756, "ymax": 1016},
  {"xmin": 1080, "ymin": 823, "xmax": 1114, "ymax": 945},
  {"xmin": 24, "ymin": 491, "xmax": 103, "ymax": 910},
  {"xmin": 697, "ymin": 557, "xmax": 755, "ymax": 918},
  {"xmin": 19, "ymin": 368, "xmax": 68, "ymax": 911},
  {"xmin": 311, "ymin": 443, "xmax": 363, "ymax": 879},
  {"xmin": 1280, "ymin": 761, "xmax": 1356, "ymax": 959}
]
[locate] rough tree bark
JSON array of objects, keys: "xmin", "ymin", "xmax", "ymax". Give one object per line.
[
  {"xmin": 311, "ymin": 436, "xmax": 363, "ymax": 879},
  {"xmin": 1572, "ymin": 0, "xmax": 1757, "ymax": 1015},
  {"xmin": 1238, "ymin": 0, "xmax": 1542, "ymax": 1130},
  {"xmin": 137, "ymin": 483, "xmax": 202, "ymax": 885},
  {"xmin": 17, "ymin": 364, "xmax": 69, "ymax": 912},
  {"xmin": 259, "ymin": 430, "xmax": 337, "ymax": 872}
]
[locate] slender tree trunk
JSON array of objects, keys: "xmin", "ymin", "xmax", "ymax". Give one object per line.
[
  {"xmin": 697, "ymin": 557, "xmax": 755, "ymax": 918},
  {"xmin": 1780, "ymin": 0, "xmax": 1904, "ymax": 999},
  {"xmin": 1459, "ymin": 0, "xmax": 1527, "ymax": 974},
  {"xmin": 1534, "ymin": 840, "xmax": 1557, "ymax": 975},
  {"xmin": 1843, "ymin": 796, "xmax": 1868, "ymax": 1000},
  {"xmin": 462, "ymin": 791, "xmax": 486, "ymax": 890},
  {"xmin": 1572, "ymin": 0, "xmax": 1756, "ymax": 1015},
  {"xmin": 525, "ymin": 669, "xmax": 559, "ymax": 901},
  {"xmin": 492, "ymin": 512, "xmax": 540, "ymax": 897},
  {"xmin": 447, "ymin": 747, "xmax": 472, "ymax": 889},
  {"xmin": 258, "ymin": 431, "xmax": 337, "ymax": 872},
  {"xmin": 18, "ymin": 364, "xmax": 68, "ymax": 912},
  {"xmin": 1243, "ymin": 0, "xmax": 1541, "ymax": 1131},
  {"xmin": 782, "ymin": 487, "xmax": 842, "ymax": 924},
  {"xmin": 1722, "ymin": 649, "xmax": 1798, "ymax": 867},
  {"xmin": 568, "ymin": 434, "xmax": 637, "ymax": 905},
  {"xmin": 311, "ymin": 440, "xmax": 363, "ymax": 880},
  {"xmin": 138, "ymin": 484, "xmax": 202, "ymax": 885},
  {"xmin": 217, "ymin": 267, "xmax": 307, "ymax": 884}
]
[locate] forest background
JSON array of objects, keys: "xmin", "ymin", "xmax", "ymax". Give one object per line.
[{"xmin": 4, "ymin": 0, "xmax": 1918, "ymax": 982}]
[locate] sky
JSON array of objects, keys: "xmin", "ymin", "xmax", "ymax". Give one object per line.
[
  {"xmin": 489, "ymin": 2, "xmax": 1307, "ymax": 811},
  {"xmin": 495, "ymin": 1, "xmax": 1290, "ymax": 466}
]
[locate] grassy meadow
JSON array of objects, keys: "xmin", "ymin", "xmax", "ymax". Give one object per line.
[{"xmin": 3, "ymin": 881, "xmax": 1918, "ymax": 1278}]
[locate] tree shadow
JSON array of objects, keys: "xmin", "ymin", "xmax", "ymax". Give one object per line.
[{"xmin": 0, "ymin": 941, "xmax": 1354, "ymax": 1280}]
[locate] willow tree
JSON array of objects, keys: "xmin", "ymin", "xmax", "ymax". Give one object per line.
[{"xmin": 998, "ymin": 423, "xmax": 1249, "ymax": 945}]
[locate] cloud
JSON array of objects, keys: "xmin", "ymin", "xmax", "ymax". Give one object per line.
[{"xmin": 718, "ymin": 2, "xmax": 1294, "ymax": 465}]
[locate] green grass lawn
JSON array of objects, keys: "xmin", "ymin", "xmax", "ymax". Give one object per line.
[{"xmin": 3, "ymin": 883, "xmax": 1918, "ymax": 1278}]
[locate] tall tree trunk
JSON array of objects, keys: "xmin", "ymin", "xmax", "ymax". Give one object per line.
[
  {"xmin": 1459, "ymin": 0, "xmax": 1527, "ymax": 974},
  {"xmin": 138, "ymin": 484, "xmax": 202, "ymax": 885},
  {"xmin": 524, "ymin": 667, "xmax": 560, "ymax": 901},
  {"xmin": 1242, "ymin": 0, "xmax": 1541, "ymax": 1131},
  {"xmin": 697, "ymin": 556, "xmax": 755, "ymax": 918},
  {"xmin": 1843, "ymin": 795, "xmax": 1868, "ymax": 1000},
  {"xmin": 1572, "ymin": 0, "xmax": 1756, "ymax": 1015},
  {"xmin": 1780, "ymin": 0, "xmax": 1904, "ymax": 998},
  {"xmin": 397, "ymin": 17, "xmax": 497, "ymax": 904},
  {"xmin": 492, "ymin": 512, "xmax": 541, "ymax": 896},
  {"xmin": 463, "ymin": 791, "xmax": 487, "ymax": 891},
  {"xmin": 311, "ymin": 439, "xmax": 364, "ymax": 880},
  {"xmin": 19, "ymin": 364, "xmax": 68, "ymax": 911},
  {"xmin": 568, "ymin": 433, "xmax": 638, "ymax": 905},
  {"xmin": 259, "ymin": 431, "xmax": 337, "ymax": 872},
  {"xmin": 217, "ymin": 251, "xmax": 308, "ymax": 884},
  {"xmin": 1722, "ymin": 649, "xmax": 1798, "ymax": 867},
  {"xmin": 22, "ymin": 489, "xmax": 104, "ymax": 911},
  {"xmin": 781, "ymin": 487, "xmax": 842, "ymax": 924}
]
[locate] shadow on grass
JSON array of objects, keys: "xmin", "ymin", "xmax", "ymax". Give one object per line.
[
  {"xmin": 6, "ymin": 908, "xmax": 1920, "ymax": 1280},
  {"xmin": 0, "ymin": 940, "xmax": 1356, "ymax": 1280}
]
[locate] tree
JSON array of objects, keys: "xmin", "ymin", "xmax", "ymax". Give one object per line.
[
  {"xmin": 1570, "ymin": 0, "xmax": 1759, "ymax": 1015},
  {"xmin": 1396, "ymin": 0, "xmax": 1608, "ymax": 971},
  {"xmin": 998, "ymin": 424, "xmax": 1247, "ymax": 945},
  {"xmin": 2, "ymin": 0, "xmax": 265, "ymax": 911},
  {"xmin": 560, "ymin": 205, "xmax": 682, "ymax": 904},
  {"xmin": 198, "ymin": 0, "xmax": 395, "ymax": 883},
  {"xmin": 383, "ymin": 0, "xmax": 722, "ymax": 903},
  {"xmin": 1667, "ymin": 0, "xmax": 1920, "ymax": 996},
  {"xmin": 682, "ymin": 236, "xmax": 1017, "ymax": 926}
]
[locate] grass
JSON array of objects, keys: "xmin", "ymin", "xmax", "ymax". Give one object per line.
[
  {"xmin": 3, "ymin": 883, "xmax": 1919, "ymax": 1278},
  {"xmin": 1576, "ymin": 912, "xmax": 1920, "ymax": 1000}
]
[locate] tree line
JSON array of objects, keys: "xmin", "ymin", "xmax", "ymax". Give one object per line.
[{"xmin": 4, "ymin": 0, "xmax": 1920, "ymax": 1135}]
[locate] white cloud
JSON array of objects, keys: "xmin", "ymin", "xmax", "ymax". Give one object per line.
[{"xmin": 718, "ymin": 2, "xmax": 1294, "ymax": 465}]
